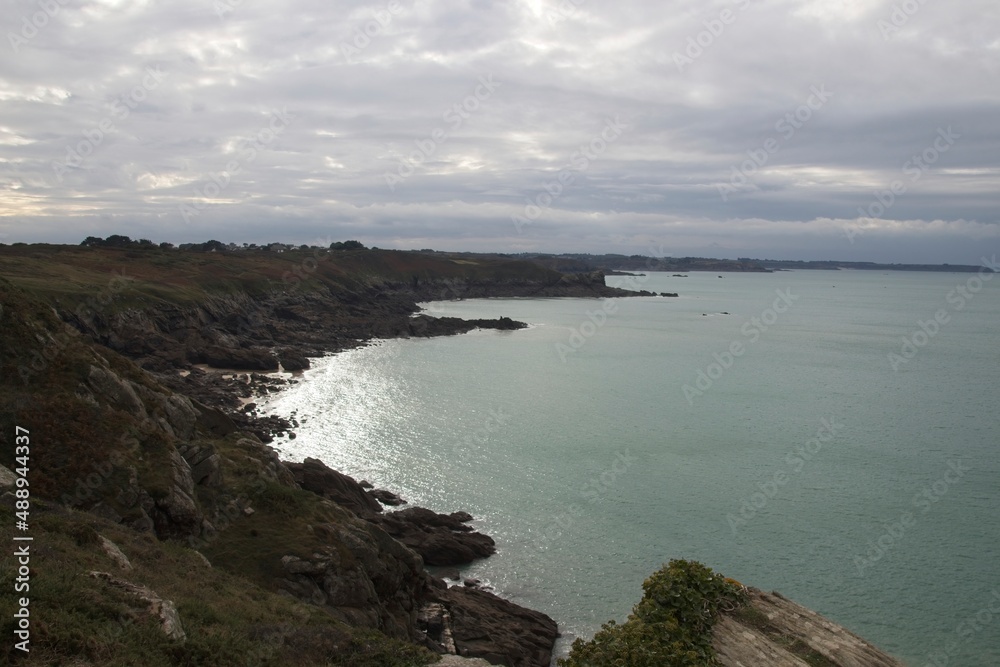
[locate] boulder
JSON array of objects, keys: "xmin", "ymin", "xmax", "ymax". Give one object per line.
[
  {"xmin": 439, "ymin": 586, "xmax": 558, "ymax": 667},
  {"xmin": 89, "ymin": 571, "xmax": 186, "ymax": 641},
  {"xmin": 278, "ymin": 348, "xmax": 311, "ymax": 371},
  {"xmin": 98, "ymin": 535, "xmax": 133, "ymax": 571}
]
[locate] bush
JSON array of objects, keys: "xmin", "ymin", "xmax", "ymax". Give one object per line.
[{"xmin": 559, "ymin": 559, "xmax": 746, "ymax": 667}]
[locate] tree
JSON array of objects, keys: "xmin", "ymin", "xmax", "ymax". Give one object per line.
[{"xmin": 330, "ymin": 240, "xmax": 365, "ymax": 250}]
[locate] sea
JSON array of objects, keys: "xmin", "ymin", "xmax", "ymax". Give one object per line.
[{"xmin": 262, "ymin": 269, "xmax": 1000, "ymax": 666}]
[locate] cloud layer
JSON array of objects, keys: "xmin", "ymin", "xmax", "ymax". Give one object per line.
[{"xmin": 2, "ymin": 0, "xmax": 998, "ymax": 262}]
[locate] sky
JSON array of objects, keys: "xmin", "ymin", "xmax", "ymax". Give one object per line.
[{"xmin": 1, "ymin": 0, "xmax": 998, "ymax": 263}]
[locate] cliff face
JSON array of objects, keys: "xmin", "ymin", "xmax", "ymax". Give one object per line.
[{"xmin": 0, "ymin": 275, "xmax": 557, "ymax": 667}]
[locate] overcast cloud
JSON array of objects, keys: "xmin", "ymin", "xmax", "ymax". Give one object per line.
[{"xmin": 1, "ymin": 0, "xmax": 998, "ymax": 262}]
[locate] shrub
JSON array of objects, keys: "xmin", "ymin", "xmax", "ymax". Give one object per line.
[{"xmin": 559, "ymin": 559, "xmax": 746, "ymax": 667}]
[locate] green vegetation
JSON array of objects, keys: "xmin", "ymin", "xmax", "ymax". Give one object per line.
[
  {"xmin": 0, "ymin": 503, "xmax": 434, "ymax": 667},
  {"xmin": 558, "ymin": 560, "xmax": 746, "ymax": 667}
]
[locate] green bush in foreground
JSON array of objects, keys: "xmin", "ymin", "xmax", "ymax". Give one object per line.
[{"xmin": 559, "ymin": 559, "xmax": 746, "ymax": 667}]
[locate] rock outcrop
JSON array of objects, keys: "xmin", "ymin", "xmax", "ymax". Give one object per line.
[
  {"xmin": 435, "ymin": 587, "xmax": 560, "ymax": 667},
  {"xmin": 371, "ymin": 508, "xmax": 497, "ymax": 566},
  {"xmin": 714, "ymin": 588, "xmax": 905, "ymax": 667},
  {"xmin": 285, "ymin": 457, "xmax": 384, "ymax": 515},
  {"xmin": 88, "ymin": 571, "xmax": 186, "ymax": 641}
]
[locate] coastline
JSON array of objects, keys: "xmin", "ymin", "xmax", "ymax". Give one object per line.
[{"xmin": 0, "ymin": 248, "xmax": 935, "ymax": 666}]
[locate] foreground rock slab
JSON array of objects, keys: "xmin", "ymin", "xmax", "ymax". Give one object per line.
[{"xmin": 714, "ymin": 588, "xmax": 905, "ymax": 667}]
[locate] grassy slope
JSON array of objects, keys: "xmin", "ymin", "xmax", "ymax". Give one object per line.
[
  {"xmin": 0, "ymin": 502, "xmax": 433, "ymax": 667},
  {"xmin": 0, "ymin": 244, "xmax": 561, "ymax": 311}
]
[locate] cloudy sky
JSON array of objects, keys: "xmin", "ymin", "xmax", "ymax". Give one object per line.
[{"xmin": 1, "ymin": 0, "xmax": 998, "ymax": 263}]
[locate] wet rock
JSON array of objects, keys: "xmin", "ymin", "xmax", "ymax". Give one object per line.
[{"xmin": 368, "ymin": 488, "xmax": 407, "ymax": 506}]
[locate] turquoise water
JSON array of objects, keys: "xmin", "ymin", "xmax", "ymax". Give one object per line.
[{"xmin": 264, "ymin": 269, "xmax": 1000, "ymax": 666}]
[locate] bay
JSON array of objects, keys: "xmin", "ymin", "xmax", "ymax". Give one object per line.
[{"xmin": 264, "ymin": 269, "xmax": 1000, "ymax": 665}]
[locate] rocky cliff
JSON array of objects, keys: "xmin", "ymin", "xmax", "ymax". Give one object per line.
[{"xmin": 0, "ymin": 274, "xmax": 557, "ymax": 666}]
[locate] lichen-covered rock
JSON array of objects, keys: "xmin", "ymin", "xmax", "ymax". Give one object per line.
[
  {"xmin": 88, "ymin": 571, "xmax": 186, "ymax": 641},
  {"xmin": 98, "ymin": 535, "xmax": 133, "ymax": 571}
]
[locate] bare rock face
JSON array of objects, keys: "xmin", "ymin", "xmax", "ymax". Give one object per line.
[
  {"xmin": 285, "ymin": 457, "xmax": 384, "ymax": 516},
  {"xmin": 714, "ymin": 589, "xmax": 905, "ymax": 667},
  {"xmin": 437, "ymin": 586, "xmax": 559, "ymax": 667},
  {"xmin": 87, "ymin": 365, "xmax": 147, "ymax": 418},
  {"xmin": 277, "ymin": 518, "xmax": 428, "ymax": 641}
]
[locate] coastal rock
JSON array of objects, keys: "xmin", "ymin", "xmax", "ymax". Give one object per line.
[
  {"xmin": 368, "ymin": 488, "xmax": 407, "ymax": 506},
  {"xmin": 277, "ymin": 519, "xmax": 429, "ymax": 640},
  {"xmin": 0, "ymin": 464, "xmax": 16, "ymax": 490},
  {"xmin": 438, "ymin": 586, "xmax": 559, "ymax": 667},
  {"xmin": 198, "ymin": 345, "xmax": 278, "ymax": 371},
  {"xmin": 370, "ymin": 508, "xmax": 496, "ymax": 566},
  {"xmin": 278, "ymin": 348, "xmax": 310, "ymax": 371},
  {"xmin": 285, "ymin": 457, "xmax": 383, "ymax": 516},
  {"xmin": 177, "ymin": 443, "xmax": 222, "ymax": 487}
]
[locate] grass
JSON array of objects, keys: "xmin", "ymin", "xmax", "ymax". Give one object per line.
[
  {"xmin": 558, "ymin": 560, "xmax": 747, "ymax": 667},
  {"xmin": 0, "ymin": 502, "xmax": 435, "ymax": 667}
]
